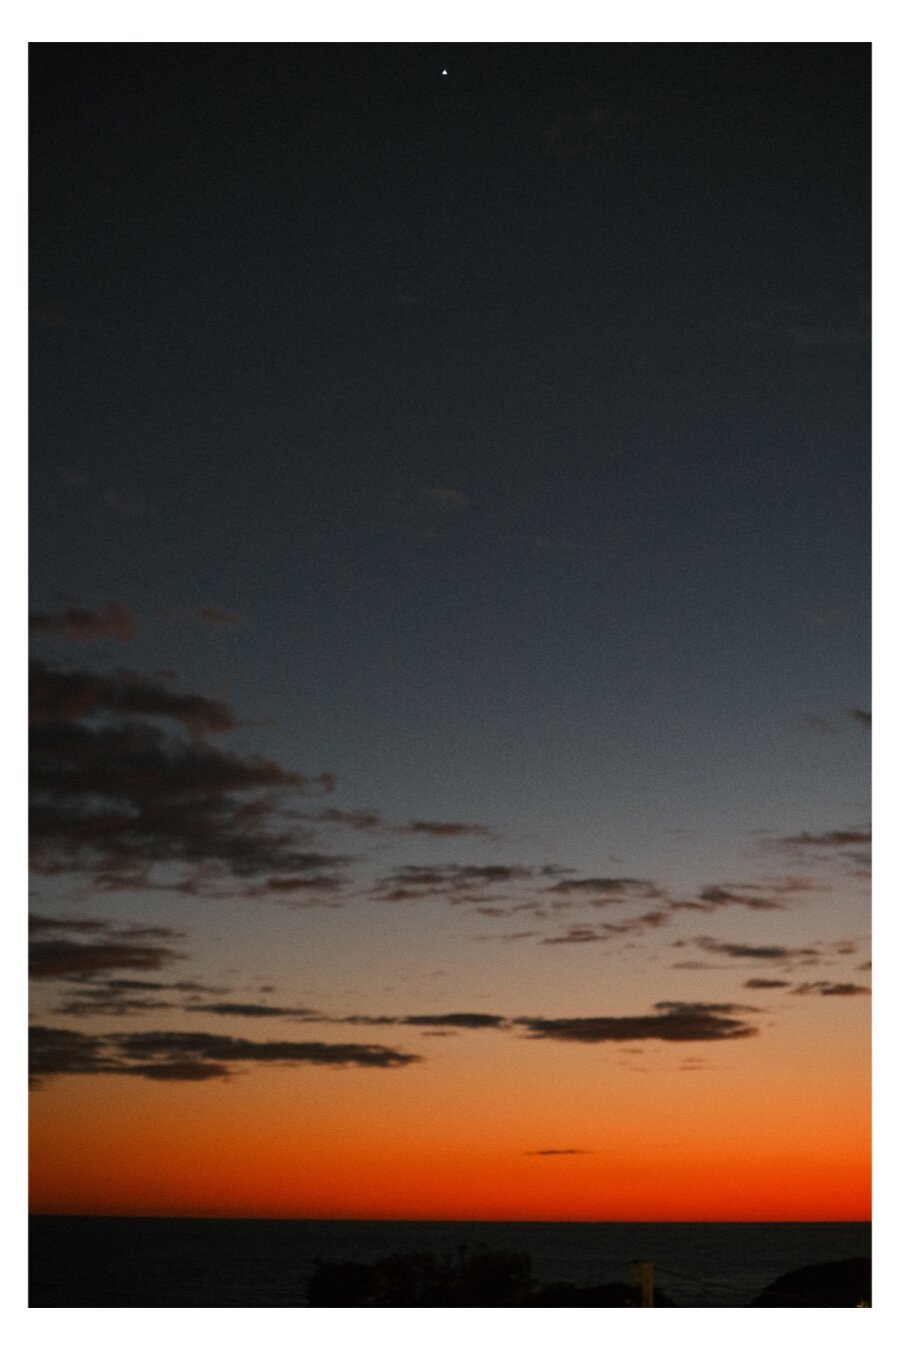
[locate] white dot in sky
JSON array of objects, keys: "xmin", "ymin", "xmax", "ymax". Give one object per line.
[{"xmin": 441, "ymin": 70, "xmax": 448, "ymax": 76}]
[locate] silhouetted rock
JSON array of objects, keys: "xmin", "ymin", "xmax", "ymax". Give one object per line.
[{"xmin": 748, "ymin": 1256, "xmax": 871, "ymax": 1307}]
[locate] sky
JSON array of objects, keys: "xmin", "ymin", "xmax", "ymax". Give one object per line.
[{"xmin": 28, "ymin": 39, "xmax": 871, "ymax": 1224}]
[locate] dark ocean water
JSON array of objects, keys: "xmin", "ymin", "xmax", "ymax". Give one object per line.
[{"xmin": 28, "ymin": 1215, "xmax": 871, "ymax": 1308}]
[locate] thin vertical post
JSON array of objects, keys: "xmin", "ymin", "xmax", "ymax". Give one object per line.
[{"xmin": 632, "ymin": 1260, "xmax": 654, "ymax": 1307}]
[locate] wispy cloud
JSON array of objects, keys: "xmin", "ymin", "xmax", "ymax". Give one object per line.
[
  {"xmin": 791, "ymin": 981, "xmax": 871, "ymax": 997},
  {"xmin": 669, "ymin": 884, "xmax": 787, "ymax": 914},
  {"xmin": 525, "ymin": 1149, "xmax": 593, "ymax": 1157},
  {"xmin": 30, "ymin": 603, "xmax": 138, "ymax": 642},
  {"xmin": 370, "ymin": 864, "xmax": 533, "ymax": 904},
  {"xmin": 685, "ymin": 937, "xmax": 822, "ymax": 963},
  {"xmin": 186, "ymin": 1001, "xmax": 318, "ymax": 1018},
  {"xmin": 515, "ymin": 1002, "xmax": 758, "ymax": 1044},
  {"xmin": 29, "ymin": 915, "xmax": 185, "ymax": 980},
  {"xmin": 30, "ymin": 662, "xmax": 238, "ymax": 733},
  {"xmin": 49, "ymin": 975, "xmax": 230, "ymax": 1018},
  {"xmin": 29, "ymin": 1026, "xmax": 421, "ymax": 1086},
  {"xmin": 544, "ymin": 877, "xmax": 665, "ymax": 903},
  {"xmin": 399, "ymin": 820, "xmax": 496, "ymax": 840},
  {"xmin": 760, "ymin": 826, "xmax": 871, "ymax": 875}
]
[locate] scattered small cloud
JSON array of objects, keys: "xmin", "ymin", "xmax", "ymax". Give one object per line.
[
  {"xmin": 525, "ymin": 1148, "xmax": 593, "ymax": 1157},
  {"xmin": 670, "ymin": 883, "xmax": 787, "ymax": 914},
  {"xmin": 760, "ymin": 827, "xmax": 871, "ymax": 875},
  {"xmin": 847, "ymin": 707, "xmax": 871, "ymax": 728},
  {"xmin": 743, "ymin": 978, "xmax": 791, "ymax": 989},
  {"xmin": 545, "ymin": 877, "xmax": 665, "ymax": 903},
  {"xmin": 791, "ymin": 982, "xmax": 871, "ymax": 997},
  {"xmin": 400, "ymin": 820, "xmax": 496, "ymax": 840},
  {"xmin": 30, "ymin": 603, "xmax": 138, "ymax": 643},
  {"xmin": 687, "ymin": 937, "xmax": 822, "ymax": 963},
  {"xmin": 370, "ymin": 864, "xmax": 533, "ymax": 904}
]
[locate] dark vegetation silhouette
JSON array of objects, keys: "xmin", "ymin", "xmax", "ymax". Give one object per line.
[
  {"xmin": 306, "ymin": 1246, "xmax": 872, "ymax": 1308},
  {"xmin": 305, "ymin": 1245, "xmax": 678, "ymax": 1306}
]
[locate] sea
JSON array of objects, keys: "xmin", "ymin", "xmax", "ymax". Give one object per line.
[{"xmin": 28, "ymin": 1216, "xmax": 871, "ymax": 1308}]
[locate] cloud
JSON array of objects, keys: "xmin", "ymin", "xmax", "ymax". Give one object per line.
[
  {"xmin": 315, "ymin": 808, "xmax": 384, "ymax": 831},
  {"xmin": 187, "ymin": 1002, "xmax": 317, "ymax": 1018},
  {"xmin": 371, "ymin": 864, "xmax": 533, "ymax": 904},
  {"xmin": 743, "ymin": 978, "xmax": 791, "ymax": 989},
  {"xmin": 30, "ymin": 939, "xmax": 181, "ymax": 979},
  {"xmin": 670, "ymin": 884, "xmax": 786, "ymax": 914},
  {"xmin": 400, "ymin": 820, "xmax": 496, "ymax": 839},
  {"xmin": 515, "ymin": 1002, "xmax": 757, "ymax": 1043},
  {"xmin": 30, "ymin": 603, "xmax": 138, "ymax": 642},
  {"xmin": 791, "ymin": 982, "xmax": 871, "ymax": 997},
  {"xmin": 538, "ymin": 913, "xmax": 665, "ymax": 943},
  {"xmin": 29, "ymin": 1026, "xmax": 421, "ymax": 1086},
  {"xmin": 30, "ymin": 662, "xmax": 238, "ymax": 733},
  {"xmin": 328, "ymin": 1012, "xmax": 509, "ymax": 1031},
  {"xmin": 525, "ymin": 1149, "xmax": 593, "ymax": 1157},
  {"xmin": 848, "ymin": 708, "xmax": 871, "ymax": 728},
  {"xmin": 764, "ymin": 827, "xmax": 871, "ymax": 877},
  {"xmin": 30, "ymin": 914, "xmax": 119, "ymax": 934},
  {"xmin": 544, "ymin": 877, "xmax": 665, "ymax": 903},
  {"xmin": 243, "ymin": 874, "xmax": 348, "ymax": 905},
  {"xmin": 53, "ymin": 992, "xmax": 177, "ymax": 1017},
  {"xmin": 778, "ymin": 829, "xmax": 871, "ymax": 850},
  {"xmin": 30, "ymin": 665, "xmax": 341, "ymax": 896},
  {"xmin": 540, "ymin": 925, "xmax": 610, "ymax": 945},
  {"xmin": 423, "ymin": 486, "xmax": 472, "ymax": 508},
  {"xmin": 49, "ymin": 975, "xmax": 230, "ymax": 1018},
  {"xmin": 29, "ymin": 916, "xmax": 184, "ymax": 979},
  {"xmin": 689, "ymin": 937, "xmax": 822, "ymax": 962}
]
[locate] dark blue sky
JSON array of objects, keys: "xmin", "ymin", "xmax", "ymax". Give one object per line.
[
  {"xmin": 31, "ymin": 43, "xmax": 869, "ymax": 873},
  {"xmin": 29, "ymin": 46, "xmax": 870, "ymax": 1172}
]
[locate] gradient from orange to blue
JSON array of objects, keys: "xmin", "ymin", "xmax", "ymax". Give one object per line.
[{"xmin": 29, "ymin": 42, "xmax": 870, "ymax": 1224}]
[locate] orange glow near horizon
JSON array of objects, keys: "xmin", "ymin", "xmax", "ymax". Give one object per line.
[{"xmin": 29, "ymin": 1033, "xmax": 871, "ymax": 1222}]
